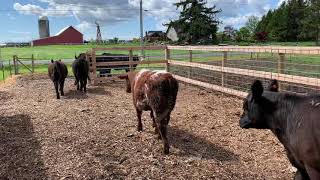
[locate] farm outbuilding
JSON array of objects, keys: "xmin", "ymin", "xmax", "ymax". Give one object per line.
[{"xmin": 31, "ymin": 26, "xmax": 83, "ymax": 46}]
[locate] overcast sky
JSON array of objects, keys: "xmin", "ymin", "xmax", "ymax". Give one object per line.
[{"xmin": 0, "ymin": 0, "xmax": 283, "ymax": 43}]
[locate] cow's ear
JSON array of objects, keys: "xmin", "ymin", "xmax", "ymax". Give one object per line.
[
  {"xmin": 75, "ymin": 55, "xmax": 78, "ymax": 59},
  {"xmin": 268, "ymin": 79, "xmax": 279, "ymax": 92},
  {"xmin": 59, "ymin": 59, "xmax": 62, "ymax": 62},
  {"xmin": 251, "ymin": 80, "xmax": 263, "ymax": 100},
  {"xmin": 51, "ymin": 59, "xmax": 54, "ymax": 63},
  {"xmin": 118, "ymin": 74, "xmax": 128, "ymax": 79}
]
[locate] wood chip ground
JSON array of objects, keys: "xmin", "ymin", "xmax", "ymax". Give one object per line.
[{"xmin": 0, "ymin": 74, "xmax": 294, "ymax": 179}]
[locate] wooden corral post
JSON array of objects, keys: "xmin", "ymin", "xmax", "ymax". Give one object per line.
[
  {"xmin": 129, "ymin": 49, "xmax": 133, "ymax": 72},
  {"xmin": 31, "ymin": 54, "xmax": 35, "ymax": 73},
  {"xmin": 278, "ymin": 53, "xmax": 285, "ymax": 90},
  {"xmin": 222, "ymin": 51, "xmax": 228, "ymax": 87},
  {"xmin": 256, "ymin": 52, "xmax": 259, "ymax": 60},
  {"xmin": 91, "ymin": 49, "xmax": 97, "ymax": 85},
  {"xmin": 1, "ymin": 61, "xmax": 4, "ymax": 82},
  {"xmin": 8, "ymin": 59, "xmax": 12, "ymax": 76},
  {"xmin": 250, "ymin": 52, "xmax": 253, "ymax": 60},
  {"xmin": 165, "ymin": 48, "xmax": 170, "ymax": 72},
  {"xmin": 188, "ymin": 50, "xmax": 192, "ymax": 78},
  {"xmin": 13, "ymin": 55, "xmax": 18, "ymax": 75}
]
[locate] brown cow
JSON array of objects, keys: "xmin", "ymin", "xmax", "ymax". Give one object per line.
[
  {"xmin": 119, "ymin": 69, "xmax": 179, "ymax": 154},
  {"xmin": 48, "ymin": 59, "xmax": 68, "ymax": 99},
  {"xmin": 240, "ymin": 80, "xmax": 320, "ymax": 180}
]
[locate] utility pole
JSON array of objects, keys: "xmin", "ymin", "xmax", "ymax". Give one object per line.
[{"xmin": 140, "ymin": 0, "xmax": 145, "ymax": 57}]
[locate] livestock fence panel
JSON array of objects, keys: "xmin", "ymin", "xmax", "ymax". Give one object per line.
[
  {"xmin": 166, "ymin": 46, "xmax": 320, "ymax": 97},
  {"xmin": 86, "ymin": 46, "xmax": 167, "ymax": 85},
  {"xmin": 12, "ymin": 55, "xmax": 35, "ymax": 75}
]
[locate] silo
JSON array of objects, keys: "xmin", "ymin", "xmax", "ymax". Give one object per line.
[{"xmin": 38, "ymin": 16, "xmax": 50, "ymax": 39}]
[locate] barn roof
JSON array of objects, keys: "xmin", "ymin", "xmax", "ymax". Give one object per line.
[{"xmin": 55, "ymin": 26, "xmax": 82, "ymax": 36}]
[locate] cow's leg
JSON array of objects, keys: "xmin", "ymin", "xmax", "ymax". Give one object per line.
[
  {"xmin": 136, "ymin": 109, "xmax": 143, "ymax": 132},
  {"xmin": 60, "ymin": 79, "xmax": 65, "ymax": 96},
  {"xmin": 80, "ymin": 79, "xmax": 84, "ymax": 92},
  {"xmin": 75, "ymin": 76, "xmax": 79, "ymax": 88},
  {"xmin": 154, "ymin": 112, "xmax": 169, "ymax": 154},
  {"xmin": 54, "ymin": 81, "xmax": 60, "ymax": 99},
  {"xmin": 83, "ymin": 78, "xmax": 87, "ymax": 93},
  {"xmin": 150, "ymin": 110, "xmax": 159, "ymax": 136},
  {"xmin": 305, "ymin": 165, "xmax": 320, "ymax": 180}
]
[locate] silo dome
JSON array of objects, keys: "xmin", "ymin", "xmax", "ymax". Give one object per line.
[{"xmin": 39, "ymin": 16, "xmax": 48, "ymax": 21}]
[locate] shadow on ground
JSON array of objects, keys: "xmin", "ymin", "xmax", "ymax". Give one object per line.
[
  {"xmin": 0, "ymin": 114, "xmax": 47, "ymax": 179},
  {"xmin": 169, "ymin": 126, "xmax": 239, "ymax": 162}
]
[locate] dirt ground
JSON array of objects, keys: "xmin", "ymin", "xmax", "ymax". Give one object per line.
[{"xmin": 0, "ymin": 74, "xmax": 294, "ymax": 179}]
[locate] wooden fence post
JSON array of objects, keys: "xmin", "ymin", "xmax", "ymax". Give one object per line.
[
  {"xmin": 31, "ymin": 54, "xmax": 35, "ymax": 73},
  {"xmin": 129, "ymin": 49, "xmax": 133, "ymax": 72},
  {"xmin": 278, "ymin": 53, "xmax": 285, "ymax": 90},
  {"xmin": 9, "ymin": 59, "xmax": 12, "ymax": 77},
  {"xmin": 188, "ymin": 50, "xmax": 192, "ymax": 78},
  {"xmin": 222, "ymin": 51, "xmax": 227, "ymax": 87},
  {"xmin": 91, "ymin": 49, "xmax": 97, "ymax": 85},
  {"xmin": 13, "ymin": 55, "xmax": 18, "ymax": 75},
  {"xmin": 1, "ymin": 61, "xmax": 4, "ymax": 82},
  {"xmin": 165, "ymin": 48, "xmax": 170, "ymax": 72}
]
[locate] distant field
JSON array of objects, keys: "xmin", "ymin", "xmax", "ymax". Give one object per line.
[
  {"xmin": 1, "ymin": 41, "xmax": 319, "ymax": 62},
  {"xmin": 0, "ymin": 43, "xmax": 146, "ymax": 61}
]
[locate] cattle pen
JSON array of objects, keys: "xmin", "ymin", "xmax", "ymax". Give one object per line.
[
  {"xmin": 86, "ymin": 45, "xmax": 320, "ymax": 97},
  {"xmin": 0, "ymin": 45, "xmax": 319, "ymax": 179}
]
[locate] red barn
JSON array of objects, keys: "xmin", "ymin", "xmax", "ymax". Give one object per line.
[{"xmin": 32, "ymin": 26, "xmax": 83, "ymax": 46}]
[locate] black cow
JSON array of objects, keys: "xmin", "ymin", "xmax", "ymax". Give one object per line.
[
  {"xmin": 73, "ymin": 53, "xmax": 90, "ymax": 92},
  {"xmin": 240, "ymin": 80, "xmax": 320, "ymax": 180},
  {"xmin": 48, "ymin": 59, "xmax": 68, "ymax": 99}
]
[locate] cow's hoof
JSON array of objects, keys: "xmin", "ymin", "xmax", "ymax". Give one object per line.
[
  {"xmin": 137, "ymin": 126, "xmax": 142, "ymax": 132},
  {"xmin": 57, "ymin": 96, "xmax": 60, "ymax": 99}
]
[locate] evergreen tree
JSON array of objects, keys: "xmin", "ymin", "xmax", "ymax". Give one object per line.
[{"xmin": 166, "ymin": 0, "xmax": 221, "ymax": 44}]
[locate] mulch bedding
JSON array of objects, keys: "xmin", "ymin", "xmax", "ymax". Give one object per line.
[{"xmin": 0, "ymin": 74, "xmax": 294, "ymax": 179}]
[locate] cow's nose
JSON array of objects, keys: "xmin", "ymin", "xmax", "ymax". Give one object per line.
[{"xmin": 239, "ymin": 117, "xmax": 251, "ymax": 129}]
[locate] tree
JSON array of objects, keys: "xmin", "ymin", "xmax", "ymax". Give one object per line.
[
  {"xmin": 166, "ymin": 0, "xmax": 221, "ymax": 44},
  {"xmin": 245, "ymin": 16, "xmax": 259, "ymax": 35},
  {"xmin": 301, "ymin": 0, "xmax": 320, "ymax": 45},
  {"xmin": 236, "ymin": 27, "xmax": 251, "ymax": 42}
]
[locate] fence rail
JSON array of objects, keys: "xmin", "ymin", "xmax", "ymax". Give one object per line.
[{"xmin": 168, "ymin": 46, "xmax": 320, "ymax": 55}]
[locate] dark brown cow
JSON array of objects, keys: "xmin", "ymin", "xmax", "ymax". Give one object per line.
[
  {"xmin": 73, "ymin": 53, "xmax": 90, "ymax": 92},
  {"xmin": 48, "ymin": 59, "xmax": 68, "ymax": 99},
  {"xmin": 240, "ymin": 80, "xmax": 320, "ymax": 180},
  {"xmin": 119, "ymin": 69, "xmax": 179, "ymax": 154}
]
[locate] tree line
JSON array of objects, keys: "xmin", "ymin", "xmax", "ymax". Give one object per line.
[
  {"xmin": 165, "ymin": 0, "xmax": 319, "ymax": 45},
  {"xmin": 256, "ymin": 0, "xmax": 320, "ymax": 44}
]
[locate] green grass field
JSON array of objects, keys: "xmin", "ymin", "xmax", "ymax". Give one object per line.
[
  {"xmin": 0, "ymin": 42, "xmax": 319, "ymax": 82},
  {"xmin": 1, "ymin": 41, "xmax": 319, "ymax": 62}
]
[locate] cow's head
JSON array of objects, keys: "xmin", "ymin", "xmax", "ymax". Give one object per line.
[
  {"xmin": 118, "ymin": 74, "xmax": 131, "ymax": 93},
  {"xmin": 240, "ymin": 80, "xmax": 276, "ymax": 129},
  {"xmin": 268, "ymin": 79, "xmax": 279, "ymax": 92}
]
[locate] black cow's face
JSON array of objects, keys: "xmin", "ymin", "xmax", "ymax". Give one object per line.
[{"xmin": 240, "ymin": 80, "xmax": 269, "ymax": 129}]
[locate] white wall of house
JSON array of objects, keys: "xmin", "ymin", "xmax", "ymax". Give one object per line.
[{"xmin": 167, "ymin": 27, "xmax": 179, "ymax": 41}]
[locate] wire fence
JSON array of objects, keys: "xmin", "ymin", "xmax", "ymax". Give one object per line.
[
  {"xmin": 2, "ymin": 46, "xmax": 320, "ymax": 97},
  {"xmin": 167, "ymin": 46, "xmax": 320, "ymax": 96}
]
